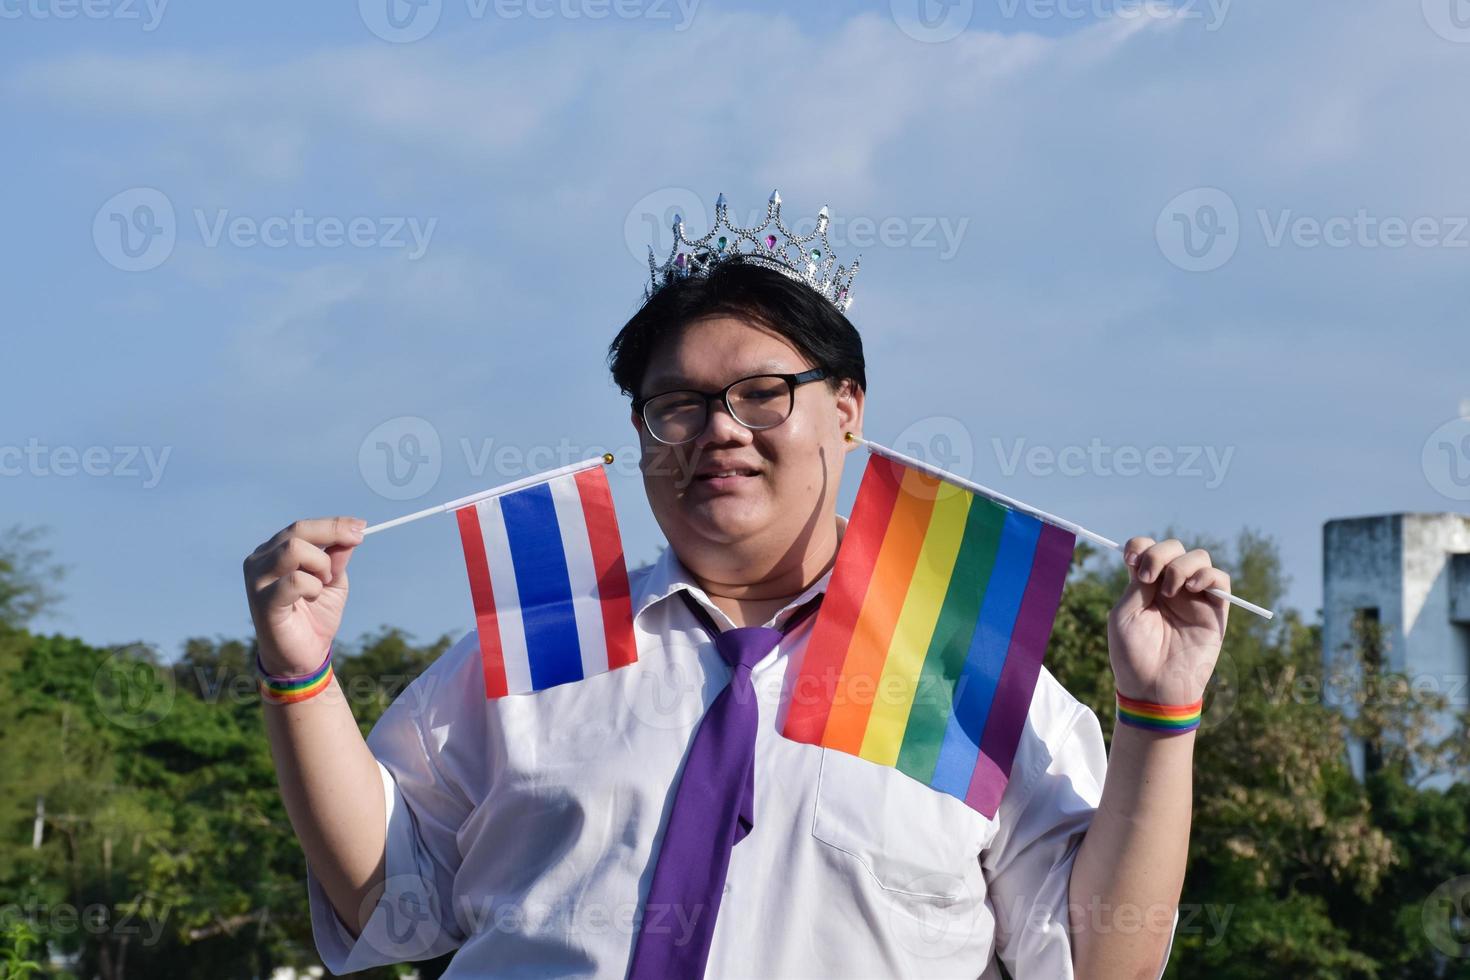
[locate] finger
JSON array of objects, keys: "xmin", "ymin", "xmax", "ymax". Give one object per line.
[
  {"xmin": 246, "ymin": 516, "xmax": 365, "ymax": 587},
  {"xmin": 1136, "ymin": 538, "xmax": 1186, "ymax": 585},
  {"xmin": 259, "ymin": 569, "xmax": 325, "ymax": 609},
  {"xmin": 1159, "ymin": 548, "xmax": 1214, "ymax": 598},
  {"xmin": 257, "ymin": 516, "xmax": 366, "ymax": 556},
  {"xmin": 1113, "ymin": 537, "xmax": 1163, "ymax": 621},
  {"xmin": 324, "ymin": 543, "xmax": 357, "ymax": 593},
  {"xmin": 1122, "ymin": 536, "xmax": 1155, "ymax": 571},
  {"xmin": 1184, "ymin": 566, "xmax": 1231, "ymax": 595},
  {"xmin": 248, "ymin": 538, "xmax": 327, "ymax": 594},
  {"xmin": 1113, "ymin": 569, "xmax": 1156, "ymax": 622},
  {"xmin": 254, "ymin": 537, "xmax": 333, "ymax": 592}
]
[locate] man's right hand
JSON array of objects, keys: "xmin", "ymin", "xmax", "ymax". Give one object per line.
[{"xmin": 244, "ymin": 516, "xmax": 366, "ymax": 676}]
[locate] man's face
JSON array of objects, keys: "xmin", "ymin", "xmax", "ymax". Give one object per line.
[{"xmin": 632, "ymin": 315, "xmax": 863, "ymax": 558}]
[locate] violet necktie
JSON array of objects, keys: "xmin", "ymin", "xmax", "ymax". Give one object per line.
[{"xmin": 626, "ymin": 589, "xmax": 823, "ymax": 980}]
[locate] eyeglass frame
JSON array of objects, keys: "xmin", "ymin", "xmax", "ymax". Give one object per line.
[{"xmin": 632, "ymin": 367, "xmax": 831, "ymax": 445}]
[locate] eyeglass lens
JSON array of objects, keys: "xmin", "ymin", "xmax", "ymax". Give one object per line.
[{"xmin": 643, "ymin": 375, "xmax": 793, "ymax": 443}]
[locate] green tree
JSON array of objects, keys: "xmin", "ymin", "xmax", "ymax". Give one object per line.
[
  {"xmin": 0, "ymin": 526, "xmax": 64, "ymax": 629},
  {"xmin": 0, "ymin": 621, "xmax": 457, "ymax": 978},
  {"xmin": 1049, "ymin": 530, "xmax": 1470, "ymax": 979},
  {"xmin": 0, "ymin": 920, "xmax": 44, "ymax": 979},
  {"xmin": 4, "ymin": 522, "xmax": 1467, "ymax": 978}
]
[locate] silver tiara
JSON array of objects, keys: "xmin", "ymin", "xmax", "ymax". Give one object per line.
[{"xmin": 646, "ymin": 189, "xmax": 861, "ymax": 313}]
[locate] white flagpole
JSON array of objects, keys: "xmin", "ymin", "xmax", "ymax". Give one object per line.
[
  {"xmin": 849, "ymin": 433, "xmax": 1275, "ymax": 621},
  {"xmin": 361, "ymin": 453, "xmax": 615, "ymax": 537}
]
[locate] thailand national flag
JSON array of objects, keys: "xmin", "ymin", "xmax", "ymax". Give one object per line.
[{"xmin": 454, "ymin": 465, "xmax": 638, "ymax": 699}]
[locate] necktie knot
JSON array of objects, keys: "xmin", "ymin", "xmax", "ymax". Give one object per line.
[{"xmin": 713, "ymin": 625, "xmax": 783, "ymax": 673}]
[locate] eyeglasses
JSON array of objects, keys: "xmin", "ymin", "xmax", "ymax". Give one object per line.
[{"xmin": 633, "ymin": 368, "xmax": 830, "ymax": 445}]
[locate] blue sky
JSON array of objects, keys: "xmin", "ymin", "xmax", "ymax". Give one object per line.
[{"xmin": 4, "ymin": 0, "xmax": 1468, "ymax": 657}]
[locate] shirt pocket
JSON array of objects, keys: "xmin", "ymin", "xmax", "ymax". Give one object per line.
[{"xmin": 810, "ymin": 746, "xmax": 994, "ymax": 904}]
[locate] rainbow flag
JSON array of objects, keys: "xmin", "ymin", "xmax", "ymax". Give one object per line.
[
  {"xmin": 783, "ymin": 454, "xmax": 1076, "ymax": 817},
  {"xmin": 455, "ymin": 464, "xmax": 637, "ymax": 699}
]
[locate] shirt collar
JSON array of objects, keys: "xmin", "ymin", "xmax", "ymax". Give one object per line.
[{"xmin": 631, "ymin": 513, "xmax": 848, "ymax": 632}]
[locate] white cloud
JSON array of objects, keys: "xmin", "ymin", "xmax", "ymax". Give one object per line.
[{"xmin": 13, "ymin": 2, "xmax": 1470, "ymax": 651}]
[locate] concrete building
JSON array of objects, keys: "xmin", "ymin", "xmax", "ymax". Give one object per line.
[{"xmin": 1322, "ymin": 513, "xmax": 1470, "ymax": 788}]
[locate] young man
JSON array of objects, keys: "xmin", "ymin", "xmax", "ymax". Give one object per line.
[{"xmin": 245, "ymin": 220, "xmax": 1228, "ymax": 978}]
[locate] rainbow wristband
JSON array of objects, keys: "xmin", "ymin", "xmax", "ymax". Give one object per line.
[
  {"xmin": 1115, "ymin": 690, "xmax": 1203, "ymax": 734},
  {"xmin": 257, "ymin": 645, "xmax": 334, "ymax": 705}
]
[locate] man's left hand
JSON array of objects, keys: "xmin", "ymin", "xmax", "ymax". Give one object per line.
[{"xmin": 1107, "ymin": 536, "xmax": 1230, "ymax": 705}]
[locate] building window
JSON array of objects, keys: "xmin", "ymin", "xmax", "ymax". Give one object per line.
[{"xmin": 1354, "ymin": 607, "xmax": 1382, "ymax": 777}]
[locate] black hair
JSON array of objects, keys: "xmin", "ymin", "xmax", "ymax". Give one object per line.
[{"xmin": 606, "ymin": 252, "xmax": 867, "ymax": 401}]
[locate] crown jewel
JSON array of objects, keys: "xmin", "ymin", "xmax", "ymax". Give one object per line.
[{"xmin": 646, "ymin": 189, "xmax": 861, "ymax": 313}]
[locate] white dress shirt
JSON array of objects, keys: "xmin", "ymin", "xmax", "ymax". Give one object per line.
[{"xmin": 307, "ymin": 513, "xmax": 1176, "ymax": 978}]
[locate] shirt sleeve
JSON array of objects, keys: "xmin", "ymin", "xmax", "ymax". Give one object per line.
[
  {"xmin": 982, "ymin": 701, "xmax": 1178, "ymax": 979},
  {"xmin": 305, "ymin": 630, "xmax": 481, "ymax": 975}
]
